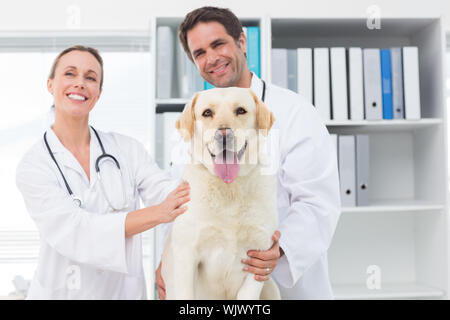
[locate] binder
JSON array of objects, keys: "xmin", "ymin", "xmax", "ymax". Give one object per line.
[
  {"xmin": 177, "ymin": 42, "xmax": 190, "ymax": 99},
  {"xmin": 403, "ymin": 46, "xmax": 421, "ymax": 120},
  {"xmin": 271, "ymin": 48, "xmax": 288, "ymax": 88},
  {"xmin": 297, "ymin": 48, "xmax": 313, "ymax": 103},
  {"xmin": 191, "ymin": 65, "xmax": 204, "ymax": 93},
  {"xmin": 177, "ymin": 42, "xmax": 203, "ymax": 98},
  {"xmin": 338, "ymin": 135, "xmax": 356, "ymax": 207},
  {"xmin": 314, "ymin": 48, "xmax": 331, "ymax": 121},
  {"xmin": 247, "ymin": 26, "xmax": 261, "ymax": 77},
  {"xmin": 157, "ymin": 26, "xmax": 174, "ymax": 99},
  {"xmin": 156, "ymin": 112, "xmax": 182, "ymax": 169},
  {"xmin": 363, "ymin": 48, "xmax": 383, "ymax": 120},
  {"xmin": 330, "ymin": 47, "xmax": 348, "ymax": 120},
  {"xmin": 380, "ymin": 49, "xmax": 393, "ymax": 119},
  {"xmin": 355, "ymin": 135, "xmax": 370, "ymax": 206},
  {"xmin": 390, "ymin": 47, "xmax": 405, "ymax": 119},
  {"xmin": 348, "ymin": 47, "xmax": 365, "ymax": 120},
  {"xmin": 287, "ymin": 49, "xmax": 298, "ymax": 92}
]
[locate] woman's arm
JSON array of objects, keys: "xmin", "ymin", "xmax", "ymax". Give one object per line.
[{"xmin": 125, "ymin": 182, "xmax": 190, "ymax": 238}]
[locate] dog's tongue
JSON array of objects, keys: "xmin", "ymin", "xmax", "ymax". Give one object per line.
[{"xmin": 214, "ymin": 151, "xmax": 240, "ymax": 184}]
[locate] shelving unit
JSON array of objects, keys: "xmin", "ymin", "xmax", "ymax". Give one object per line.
[
  {"xmin": 150, "ymin": 15, "xmax": 449, "ymax": 300},
  {"xmin": 270, "ymin": 17, "xmax": 448, "ymax": 300}
]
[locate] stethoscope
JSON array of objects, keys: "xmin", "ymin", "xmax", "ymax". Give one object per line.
[{"xmin": 43, "ymin": 126, "xmax": 128, "ymax": 211}]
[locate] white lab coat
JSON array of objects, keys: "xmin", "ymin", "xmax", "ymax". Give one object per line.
[
  {"xmin": 168, "ymin": 73, "xmax": 341, "ymax": 299},
  {"xmin": 16, "ymin": 126, "xmax": 177, "ymax": 299}
]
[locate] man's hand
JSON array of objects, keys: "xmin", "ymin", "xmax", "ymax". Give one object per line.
[
  {"xmin": 155, "ymin": 261, "xmax": 166, "ymax": 300},
  {"xmin": 242, "ymin": 230, "xmax": 282, "ymax": 281}
]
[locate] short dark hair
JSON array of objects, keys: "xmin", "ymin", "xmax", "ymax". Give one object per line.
[
  {"xmin": 48, "ymin": 45, "xmax": 104, "ymax": 90},
  {"xmin": 178, "ymin": 6, "xmax": 243, "ymax": 62}
]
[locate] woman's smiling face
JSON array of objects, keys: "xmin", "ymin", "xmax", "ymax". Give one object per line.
[{"xmin": 47, "ymin": 50, "xmax": 102, "ymax": 119}]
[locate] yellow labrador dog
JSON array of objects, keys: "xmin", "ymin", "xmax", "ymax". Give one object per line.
[{"xmin": 161, "ymin": 87, "xmax": 280, "ymax": 300}]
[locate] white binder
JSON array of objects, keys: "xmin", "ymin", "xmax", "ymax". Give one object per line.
[
  {"xmin": 390, "ymin": 47, "xmax": 405, "ymax": 119},
  {"xmin": 287, "ymin": 49, "xmax": 298, "ymax": 92},
  {"xmin": 297, "ymin": 48, "xmax": 313, "ymax": 103},
  {"xmin": 356, "ymin": 135, "xmax": 370, "ymax": 206},
  {"xmin": 177, "ymin": 42, "xmax": 203, "ymax": 98},
  {"xmin": 338, "ymin": 135, "xmax": 356, "ymax": 207},
  {"xmin": 314, "ymin": 48, "xmax": 331, "ymax": 121},
  {"xmin": 157, "ymin": 26, "xmax": 174, "ymax": 99},
  {"xmin": 330, "ymin": 47, "xmax": 348, "ymax": 121},
  {"xmin": 177, "ymin": 42, "xmax": 190, "ymax": 99},
  {"xmin": 363, "ymin": 48, "xmax": 383, "ymax": 120},
  {"xmin": 348, "ymin": 47, "xmax": 365, "ymax": 120},
  {"xmin": 403, "ymin": 46, "xmax": 421, "ymax": 120},
  {"xmin": 155, "ymin": 112, "xmax": 182, "ymax": 169},
  {"xmin": 271, "ymin": 48, "xmax": 288, "ymax": 89}
]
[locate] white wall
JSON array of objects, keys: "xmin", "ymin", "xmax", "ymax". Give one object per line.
[{"xmin": 0, "ymin": 0, "xmax": 449, "ymax": 32}]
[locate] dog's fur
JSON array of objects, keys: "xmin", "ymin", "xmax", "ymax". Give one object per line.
[{"xmin": 161, "ymin": 87, "xmax": 280, "ymax": 300}]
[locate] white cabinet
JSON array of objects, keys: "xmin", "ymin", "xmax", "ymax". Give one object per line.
[{"xmin": 151, "ymin": 16, "xmax": 449, "ymax": 299}]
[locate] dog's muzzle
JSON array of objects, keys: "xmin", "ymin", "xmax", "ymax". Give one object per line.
[
  {"xmin": 209, "ymin": 128, "xmax": 247, "ymax": 184},
  {"xmin": 214, "ymin": 128, "xmax": 234, "ymax": 150}
]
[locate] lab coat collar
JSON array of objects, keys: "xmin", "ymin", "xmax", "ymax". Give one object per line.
[{"xmin": 250, "ymin": 72, "xmax": 265, "ymax": 102}]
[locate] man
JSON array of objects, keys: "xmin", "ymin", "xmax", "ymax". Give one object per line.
[{"xmin": 156, "ymin": 6, "xmax": 341, "ymax": 299}]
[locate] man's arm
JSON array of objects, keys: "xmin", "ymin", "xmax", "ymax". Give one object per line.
[{"xmin": 243, "ymin": 100, "xmax": 341, "ymax": 287}]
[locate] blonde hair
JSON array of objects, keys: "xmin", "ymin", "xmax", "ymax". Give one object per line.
[{"xmin": 48, "ymin": 45, "xmax": 104, "ymax": 89}]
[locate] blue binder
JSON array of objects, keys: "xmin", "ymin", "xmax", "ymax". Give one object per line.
[
  {"xmin": 380, "ymin": 49, "xmax": 393, "ymax": 119},
  {"xmin": 246, "ymin": 26, "xmax": 260, "ymax": 77}
]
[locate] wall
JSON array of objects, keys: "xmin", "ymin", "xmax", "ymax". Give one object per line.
[{"xmin": 0, "ymin": 0, "xmax": 448, "ymax": 32}]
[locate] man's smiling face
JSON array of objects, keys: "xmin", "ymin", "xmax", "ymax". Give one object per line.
[{"xmin": 187, "ymin": 21, "xmax": 248, "ymax": 88}]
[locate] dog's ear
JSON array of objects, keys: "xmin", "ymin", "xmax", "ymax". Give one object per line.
[
  {"xmin": 176, "ymin": 92, "xmax": 199, "ymax": 142},
  {"xmin": 249, "ymin": 89, "xmax": 274, "ymax": 136}
]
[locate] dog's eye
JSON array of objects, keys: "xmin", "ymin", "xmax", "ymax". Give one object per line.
[
  {"xmin": 202, "ymin": 109, "xmax": 213, "ymax": 117},
  {"xmin": 236, "ymin": 107, "xmax": 247, "ymax": 115}
]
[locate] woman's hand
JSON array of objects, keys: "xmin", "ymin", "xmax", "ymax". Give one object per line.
[
  {"xmin": 155, "ymin": 182, "xmax": 190, "ymax": 224},
  {"xmin": 125, "ymin": 182, "xmax": 190, "ymax": 238}
]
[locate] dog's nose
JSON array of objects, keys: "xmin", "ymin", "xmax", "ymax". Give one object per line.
[{"xmin": 215, "ymin": 128, "xmax": 234, "ymax": 145}]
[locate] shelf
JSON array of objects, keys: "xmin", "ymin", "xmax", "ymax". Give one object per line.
[
  {"xmin": 155, "ymin": 98, "xmax": 189, "ymax": 105},
  {"xmin": 342, "ymin": 200, "xmax": 444, "ymax": 214},
  {"xmin": 152, "ymin": 15, "xmax": 448, "ymax": 300},
  {"xmin": 333, "ymin": 283, "xmax": 445, "ymax": 300},
  {"xmin": 326, "ymin": 118, "xmax": 442, "ymax": 133}
]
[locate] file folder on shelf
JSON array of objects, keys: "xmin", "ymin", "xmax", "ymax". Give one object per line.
[
  {"xmin": 247, "ymin": 26, "xmax": 261, "ymax": 78},
  {"xmin": 297, "ymin": 48, "xmax": 313, "ymax": 104},
  {"xmin": 177, "ymin": 42, "xmax": 203, "ymax": 98},
  {"xmin": 157, "ymin": 26, "xmax": 174, "ymax": 99},
  {"xmin": 338, "ymin": 135, "xmax": 356, "ymax": 207},
  {"xmin": 155, "ymin": 112, "xmax": 182, "ymax": 169},
  {"xmin": 403, "ymin": 46, "xmax": 421, "ymax": 120},
  {"xmin": 348, "ymin": 48, "xmax": 365, "ymax": 120},
  {"xmin": 380, "ymin": 49, "xmax": 394, "ymax": 119},
  {"xmin": 314, "ymin": 48, "xmax": 331, "ymax": 121},
  {"xmin": 271, "ymin": 48, "xmax": 288, "ymax": 89},
  {"xmin": 363, "ymin": 48, "xmax": 383, "ymax": 120},
  {"xmin": 390, "ymin": 47, "xmax": 405, "ymax": 119},
  {"xmin": 287, "ymin": 49, "xmax": 298, "ymax": 92},
  {"xmin": 356, "ymin": 135, "xmax": 370, "ymax": 206},
  {"xmin": 330, "ymin": 47, "xmax": 348, "ymax": 120}
]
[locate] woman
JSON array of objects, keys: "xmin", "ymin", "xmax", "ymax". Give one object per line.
[{"xmin": 15, "ymin": 45, "xmax": 189, "ymax": 299}]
